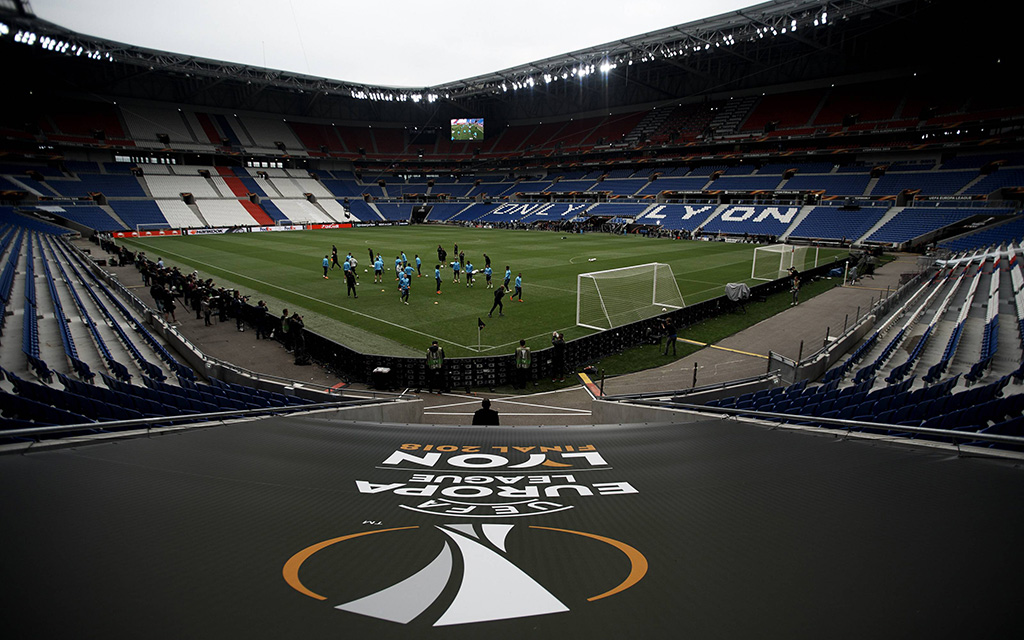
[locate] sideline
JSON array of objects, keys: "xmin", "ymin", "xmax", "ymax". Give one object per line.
[{"xmin": 676, "ymin": 337, "xmax": 768, "ymax": 360}]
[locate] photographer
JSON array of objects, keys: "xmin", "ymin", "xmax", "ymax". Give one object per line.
[{"xmin": 662, "ymin": 316, "xmax": 677, "ymax": 356}]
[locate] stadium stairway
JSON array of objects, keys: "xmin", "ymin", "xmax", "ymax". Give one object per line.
[
  {"xmin": 957, "ymin": 173, "xmax": 988, "ymax": 195},
  {"xmin": 779, "ymin": 206, "xmax": 817, "ymax": 241},
  {"xmin": 855, "ymin": 206, "xmax": 903, "ymax": 243},
  {"xmin": 187, "ymin": 203, "xmax": 212, "ymax": 227},
  {"xmin": 99, "ymin": 205, "xmax": 130, "ymax": 230},
  {"xmin": 241, "ymin": 200, "xmax": 276, "ymax": 226},
  {"xmin": 134, "ymin": 175, "xmax": 154, "ymax": 198}
]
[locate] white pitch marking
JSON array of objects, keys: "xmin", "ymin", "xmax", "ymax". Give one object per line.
[
  {"xmin": 428, "ymin": 397, "xmax": 591, "ymax": 413},
  {"xmin": 423, "ymin": 412, "xmax": 592, "ymax": 417}
]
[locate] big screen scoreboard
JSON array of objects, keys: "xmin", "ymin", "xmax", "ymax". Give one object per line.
[{"xmin": 451, "ymin": 118, "xmax": 484, "ymax": 141}]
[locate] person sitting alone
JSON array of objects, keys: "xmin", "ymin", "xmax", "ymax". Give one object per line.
[{"xmin": 472, "ymin": 398, "xmax": 499, "ymax": 425}]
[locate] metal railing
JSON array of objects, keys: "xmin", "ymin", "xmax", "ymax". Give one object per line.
[
  {"xmin": 620, "ymin": 399, "xmax": 1024, "ymax": 456},
  {"xmin": 0, "ymin": 397, "xmax": 401, "ymax": 445}
]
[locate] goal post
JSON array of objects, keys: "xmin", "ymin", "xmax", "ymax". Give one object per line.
[
  {"xmin": 751, "ymin": 244, "xmax": 819, "ymax": 281},
  {"xmin": 576, "ymin": 262, "xmax": 685, "ymax": 331}
]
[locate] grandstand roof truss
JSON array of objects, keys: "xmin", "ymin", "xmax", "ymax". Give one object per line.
[{"xmin": 0, "ymin": 0, "xmax": 949, "ymax": 123}]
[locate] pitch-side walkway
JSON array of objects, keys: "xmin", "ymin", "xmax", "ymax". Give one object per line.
[{"xmin": 419, "ymin": 255, "xmax": 917, "ymax": 424}]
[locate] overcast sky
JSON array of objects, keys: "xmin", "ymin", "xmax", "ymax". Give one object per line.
[{"xmin": 31, "ymin": 0, "xmax": 763, "ymax": 87}]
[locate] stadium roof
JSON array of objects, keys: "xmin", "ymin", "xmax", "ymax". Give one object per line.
[
  {"xmin": 27, "ymin": 0, "xmax": 767, "ymax": 89},
  {"xmin": 0, "ymin": 0, "xmax": 1014, "ymax": 124}
]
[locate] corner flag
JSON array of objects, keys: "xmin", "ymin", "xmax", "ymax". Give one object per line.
[{"xmin": 478, "ymin": 317, "xmax": 486, "ymax": 329}]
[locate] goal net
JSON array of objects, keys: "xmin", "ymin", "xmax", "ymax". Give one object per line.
[
  {"xmin": 751, "ymin": 244, "xmax": 819, "ymax": 281},
  {"xmin": 577, "ymin": 262, "xmax": 685, "ymax": 331}
]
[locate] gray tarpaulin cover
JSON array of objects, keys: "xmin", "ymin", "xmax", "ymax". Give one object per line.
[{"xmin": 725, "ymin": 282, "xmax": 750, "ymax": 301}]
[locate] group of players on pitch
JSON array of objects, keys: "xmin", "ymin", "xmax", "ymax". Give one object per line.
[{"xmin": 324, "ymin": 243, "xmax": 523, "ymax": 311}]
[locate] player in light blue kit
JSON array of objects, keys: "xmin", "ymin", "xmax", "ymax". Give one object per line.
[
  {"xmin": 399, "ymin": 274, "xmax": 410, "ymax": 304},
  {"xmin": 452, "ymin": 260, "xmax": 461, "ymax": 284},
  {"xmin": 512, "ymin": 273, "xmax": 523, "ymax": 301},
  {"xmin": 484, "ymin": 265, "xmax": 493, "ymax": 288},
  {"xmin": 465, "ymin": 260, "xmax": 474, "ymax": 287}
]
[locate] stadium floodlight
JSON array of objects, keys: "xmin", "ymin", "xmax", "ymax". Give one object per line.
[{"xmin": 576, "ymin": 263, "xmax": 685, "ymax": 331}]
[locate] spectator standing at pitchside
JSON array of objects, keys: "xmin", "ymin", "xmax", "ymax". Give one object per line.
[
  {"xmin": 789, "ymin": 267, "xmax": 801, "ymax": 306},
  {"xmin": 279, "ymin": 308, "xmax": 291, "ymax": 351}
]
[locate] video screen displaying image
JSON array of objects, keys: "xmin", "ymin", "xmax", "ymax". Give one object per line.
[{"xmin": 451, "ymin": 118, "xmax": 484, "ymax": 141}]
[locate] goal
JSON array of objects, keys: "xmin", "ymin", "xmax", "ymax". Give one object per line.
[
  {"xmin": 751, "ymin": 244, "xmax": 819, "ymax": 281},
  {"xmin": 576, "ymin": 263, "xmax": 685, "ymax": 331}
]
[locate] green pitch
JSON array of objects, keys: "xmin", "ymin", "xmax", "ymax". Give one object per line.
[
  {"xmin": 121, "ymin": 227, "xmax": 845, "ymax": 357},
  {"xmin": 451, "ymin": 122, "xmax": 484, "ymax": 141}
]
